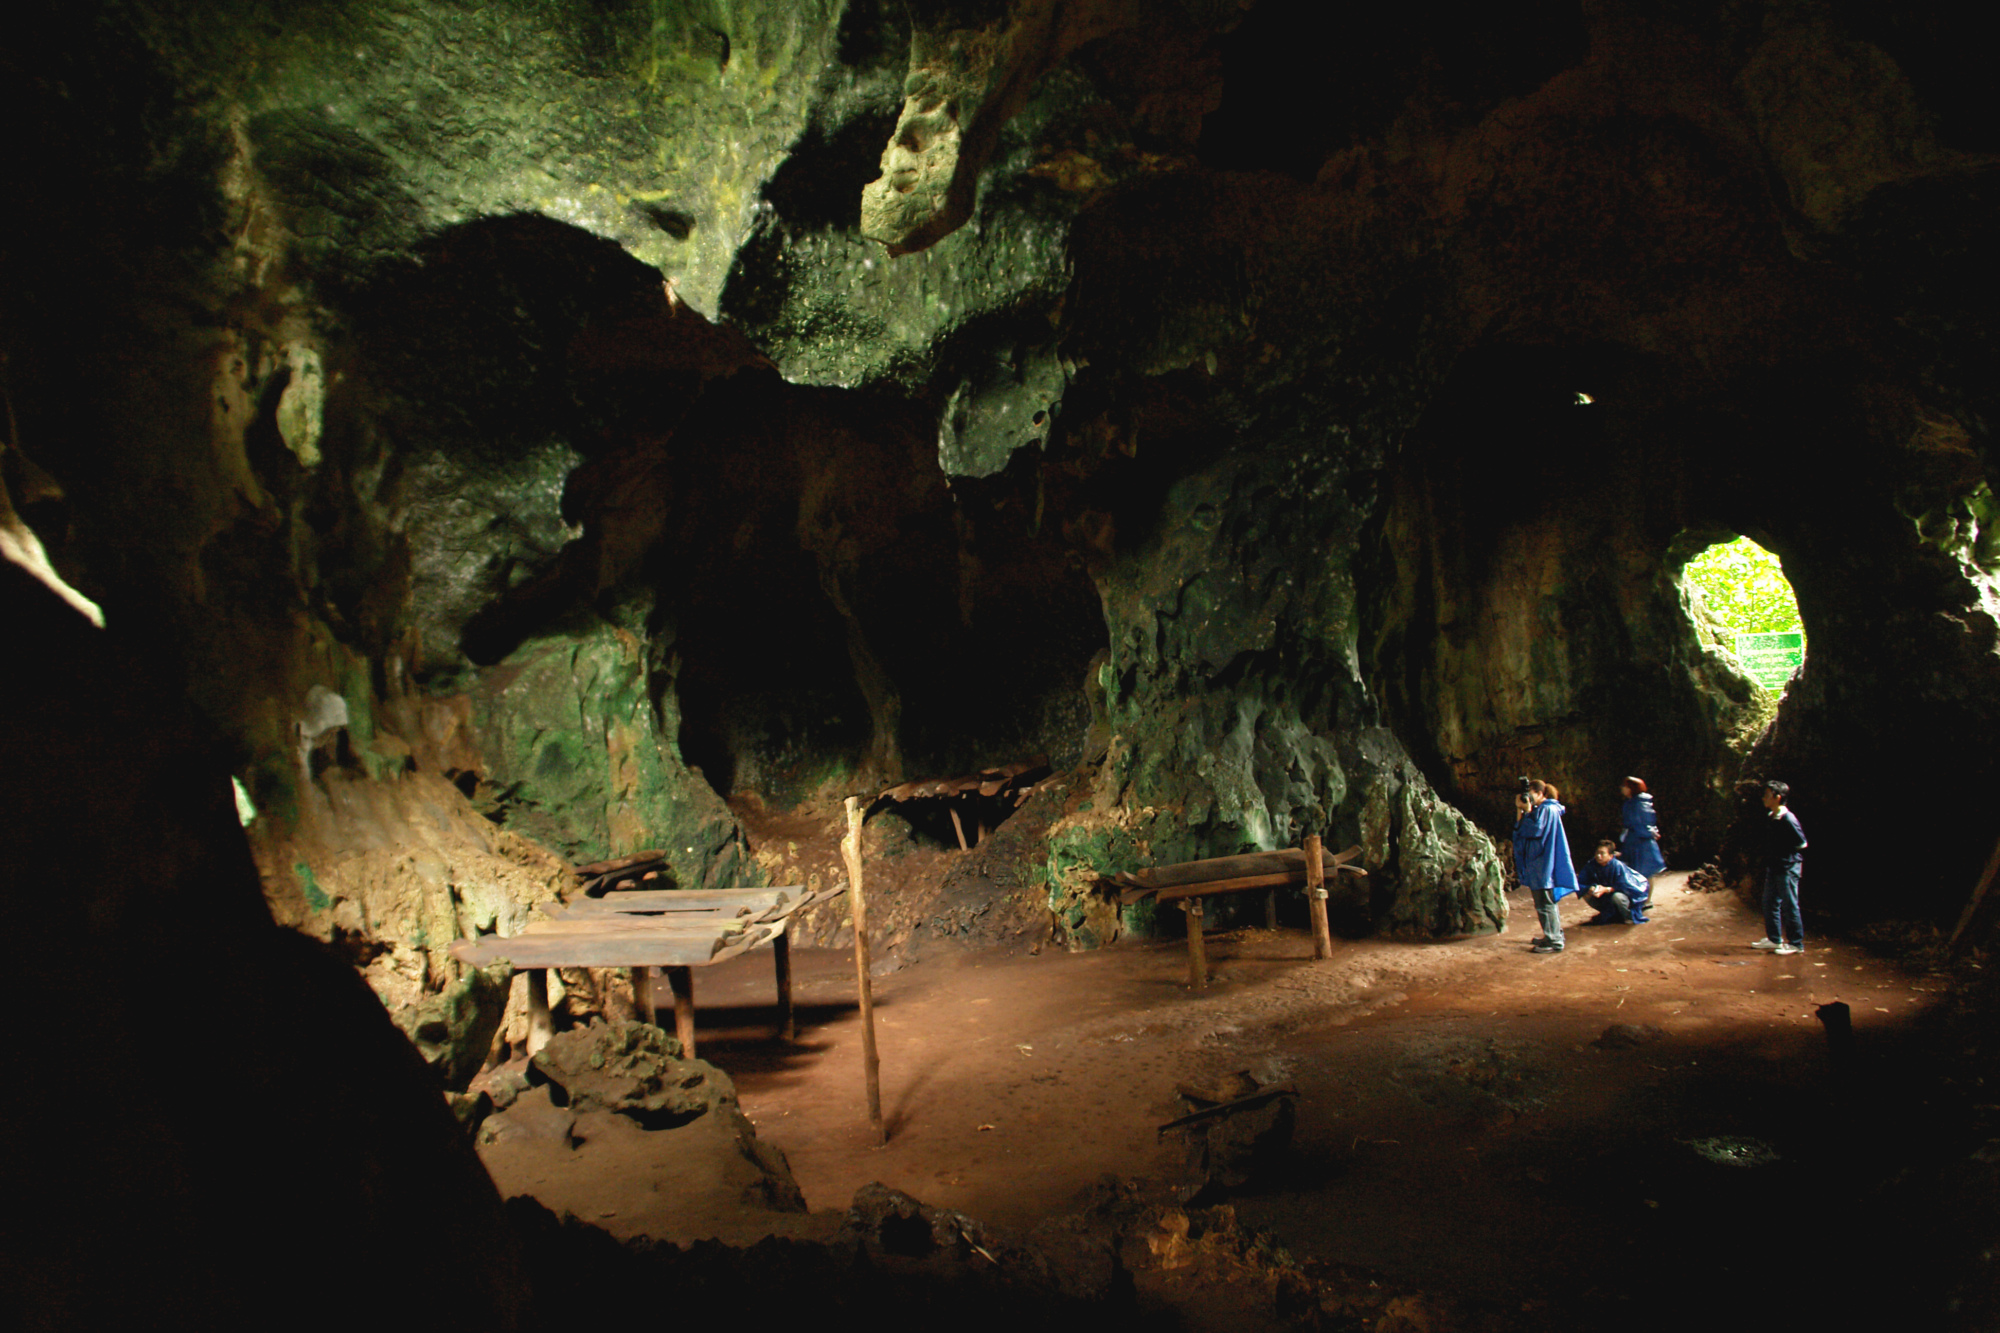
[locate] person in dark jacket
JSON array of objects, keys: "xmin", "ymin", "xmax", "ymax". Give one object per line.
[
  {"xmin": 1579, "ymin": 840, "xmax": 1651, "ymax": 923},
  {"xmin": 1751, "ymin": 779, "xmax": 1808, "ymax": 955},
  {"xmin": 1617, "ymin": 777, "xmax": 1667, "ymax": 877}
]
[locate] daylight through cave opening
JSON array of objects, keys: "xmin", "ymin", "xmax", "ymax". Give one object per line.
[{"xmin": 1678, "ymin": 534, "xmax": 1806, "ymax": 699}]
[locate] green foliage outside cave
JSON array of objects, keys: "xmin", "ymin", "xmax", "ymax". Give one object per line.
[
  {"xmin": 1682, "ymin": 537, "xmax": 1802, "ymax": 635},
  {"xmin": 1682, "ymin": 537, "xmax": 1804, "ymax": 693}
]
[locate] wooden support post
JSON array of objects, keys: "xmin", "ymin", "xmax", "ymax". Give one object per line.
[
  {"xmin": 949, "ymin": 805, "xmax": 970, "ymax": 851},
  {"xmin": 773, "ymin": 928, "xmax": 796, "ymax": 1041},
  {"xmin": 1265, "ymin": 886, "xmax": 1279, "ymax": 930},
  {"xmin": 1306, "ymin": 835, "xmax": 1334, "ymax": 960},
  {"xmin": 666, "ymin": 965, "xmax": 696, "ymax": 1059},
  {"xmin": 525, "ymin": 969, "xmax": 553, "ymax": 1057},
  {"xmin": 1947, "ymin": 834, "xmax": 2000, "ymax": 954},
  {"xmin": 631, "ymin": 966, "xmax": 655, "ymax": 1026},
  {"xmin": 1185, "ymin": 897, "xmax": 1208, "ymax": 990},
  {"xmin": 842, "ymin": 795, "xmax": 885, "ymax": 1143}
]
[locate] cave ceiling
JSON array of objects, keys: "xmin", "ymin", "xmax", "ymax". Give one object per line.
[{"xmin": 4, "ymin": 0, "xmax": 1999, "ymax": 992}]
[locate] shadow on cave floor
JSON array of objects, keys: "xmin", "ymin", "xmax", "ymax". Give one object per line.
[{"xmin": 488, "ymin": 878, "xmax": 1990, "ymax": 1329}]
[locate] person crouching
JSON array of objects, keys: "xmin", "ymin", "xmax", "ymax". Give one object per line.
[{"xmin": 1580, "ymin": 840, "xmax": 1652, "ymax": 924}]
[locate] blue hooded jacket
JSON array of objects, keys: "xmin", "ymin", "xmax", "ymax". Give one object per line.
[
  {"xmin": 1618, "ymin": 793, "xmax": 1667, "ymax": 876},
  {"xmin": 1582, "ymin": 853, "xmax": 1652, "ymax": 921},
  {"xmin": 1514, "ymin": 798, "xmax": 1581, "ymax": 900}
]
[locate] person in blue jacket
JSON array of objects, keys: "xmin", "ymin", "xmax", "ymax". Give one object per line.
[
  {"xmin": 1513, "ymin": 778, "xmax": 1580, "ymax": 954},
  {"xmin": 1617, "ymin": 776, "xmax": 1668, "ymax": 878},
  {"xmin": 1751, "ymin": 779, "xmax": 1808, "ymax": 955},
  {"xmin": 1579, "ymin": 840, "xmax": 1652, "ymax": 923}
]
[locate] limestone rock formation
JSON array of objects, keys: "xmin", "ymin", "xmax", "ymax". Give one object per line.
[{"xmin": 7, "ymin": 0, "xmax": 2000, "ymax": 1089}]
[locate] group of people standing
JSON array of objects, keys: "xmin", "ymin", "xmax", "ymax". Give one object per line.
[{"xmin": 1510, "ymin": 775, "xmax": 1807, "ymax": 956}]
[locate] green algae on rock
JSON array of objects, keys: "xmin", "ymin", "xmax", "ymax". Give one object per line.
[{"xmin": 473, "ymin": 616, "xmax": 757, "ymax": 890}]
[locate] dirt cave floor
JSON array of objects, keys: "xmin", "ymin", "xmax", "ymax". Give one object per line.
[{"xmin": 479, "ymin": 875, "xmax": 1995, "ymax": 1328}]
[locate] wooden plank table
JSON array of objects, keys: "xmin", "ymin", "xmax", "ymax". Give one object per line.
[
  {"xmin": 448, "ymin": 885, "xmax": 841, "ymax": 1058},
  {"xmin": 1114, "ymin": 843, "xmax": 1367, "ymax": 989}
]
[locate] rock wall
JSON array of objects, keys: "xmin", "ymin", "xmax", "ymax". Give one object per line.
[{"xmin": 6, "ymin": 0, "xmax": 2000, "ymax": 1019}]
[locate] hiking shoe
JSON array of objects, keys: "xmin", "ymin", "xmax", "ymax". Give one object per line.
[
  {"xmin": 1531, "ymin": 941, "xmax": 1564, "ymax": 954},
  {"xmin": 1775, "ymin": 943, "xmax": 1804, "ymax": 955},
  {"xmin": 1751, "ymin": 938, "xmax": 1782, "ymax": 950},
  {"xmin": 1530, "ymin": 935, "xmax": 1549, "ymax": 946}
]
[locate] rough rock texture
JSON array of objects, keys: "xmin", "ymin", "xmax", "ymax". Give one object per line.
[
  {"xmin": 0, "ymin": 562, "xmax": 526, "ymax": 1327},
  {"xmin": 524, "ymin": 1018, "xmax": 807, "ymax": 1208},
  {"xmin": 7, "ymin": 1, "xmax": 2000, "ymax": 1017}
]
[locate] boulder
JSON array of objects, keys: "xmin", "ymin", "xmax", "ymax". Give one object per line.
[
  {"xmin": 391, "ymin": 962, "xmax": 512, "ymax": 1091},
  {"xmin": 528, "ymin": 1019, "xmax": 732, "ymax": 1129}
]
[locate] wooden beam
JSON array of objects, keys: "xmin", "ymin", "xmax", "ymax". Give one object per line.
[
  {"xmin": 1122, "ymin": 848, "xmax": 1311, "ymax": 890},
  {"xmin": 548, "ymin": 888, "xmax": 796, "ymax": 916},
  {"xmin": 1184, "ymin": 897, "xmax": 1208, "ymax": 990},
  {"xmin": 1307, "ymin": 835, "xmax": 1333, "ymax": 960},
  {"xmin": 843, "ymin": 795, "xmax": 885, "ymax": 1143},
  {"xmin": 524, "ymin": 969, "xmax": 553, "ymax": 1057},
  {"xmin": 949, "ymin": 805, "xmax": 970, "ymax": 851},
  {"xmin": 1947, "ymin": 834, "xmax": 2000, "ymax": 954},
  {"xmin": 773, "ymin": 929, "xmax": 795, "ymax": 1041},
  {"xmin": 631, "ymin": 966, "xmax": 654, "ymax": 1025},
  {"xmin": 1154, "ymin": 871, "xmax": 1303, "ymax": 901},
  {"xmin": 450, "ymin": 933, "xmax": 737, "ymax": 970},
  {"xmin": 665, "ymin": 965, "xmax": 696, "ymax": 1058}
]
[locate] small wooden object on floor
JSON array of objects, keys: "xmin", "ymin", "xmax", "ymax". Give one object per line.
[
  {"xmin": 842, "ymin": 795, "xmax": 885, "ymax": 1144},
  {"xmin": 1306, "ymin": 835, "xmax": 1334, "ymax": 960}
]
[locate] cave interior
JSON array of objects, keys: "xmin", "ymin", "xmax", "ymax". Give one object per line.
[{"xmin": 5, "ymin": 1, "xmax": 2000, "ymax": 1328}]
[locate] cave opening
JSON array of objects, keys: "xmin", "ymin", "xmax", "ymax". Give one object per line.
[
  {"xmin": 1677, "ymin": 533, "xmax": 1807, "ymax": 700},
  {"xmin": 12, "ymin": 2, "xmax": 2000, "ymax": 1329}
]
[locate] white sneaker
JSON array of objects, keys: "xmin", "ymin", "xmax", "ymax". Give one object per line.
[
  {"xmin": 1775, "ymin": 943, "xmax": 1804, "ymax": 955},
  {"xmin": 1751, "ymin": 938, "xmax": 1782, "ymax": 950}
]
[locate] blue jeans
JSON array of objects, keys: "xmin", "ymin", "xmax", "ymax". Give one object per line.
[
  {"xmin": 1532, "ymin": 887, "xmax": 1564, "ymax": 946},
  {"xmin": 1763, "ymin": 863, "xmax": 1802, "ymax": 946}
]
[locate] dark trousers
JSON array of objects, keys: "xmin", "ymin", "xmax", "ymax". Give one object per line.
[
  {"xmin": 1762, "ymin": 863, "xmax": 1803, "ymax": 946},
  {"xmin": 1585, "ymin": 889, "xmax": 1633, "ymax": 924}
]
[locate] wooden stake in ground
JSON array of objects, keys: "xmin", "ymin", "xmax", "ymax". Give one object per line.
[
  {"xmin": 1946, "ymin": 833, "xmax": 2000, "ymax": 954},
  {"xmin": 1184, "ymin": 897, "xmax": 1208, "ymax": 990},
  {"xmin": 841, "ymin": 795, "xmax": 885, "ymax": 1143},
  {"xmin": 1306, "ymin": 835, "xmax": 1334, "ymax": 960}
]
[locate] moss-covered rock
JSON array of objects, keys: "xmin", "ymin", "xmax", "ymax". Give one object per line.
[
  {"xmin": 390, "ymin": 961, "xmax": 513, "ymax": 1091},
  {"xmin": 473, "ymin": 615, "xmax": 757, "ymax": 888}
]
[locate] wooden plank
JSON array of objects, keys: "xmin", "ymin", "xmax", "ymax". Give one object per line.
[
  {"xmin": 574, "ymin": 850, "xmax": 665, "ymax": 877},
  {"xmin": 1124, "ymin": 848, "xmax": 1309, "ymax": 890},
  {"xmin": 449, "ymin": 933, "xmax": 736, "ymax": 969},
  {"xmin": 1154, "ymin": 871, "xmax": 1303, "ymax": 901},
  {"xmin": 551, "ymin": 888, "xmax": 796, "ymax": 915},
  {"xmin": 515, "ymin": 916, "xmax": 741, "ymax": 935}
]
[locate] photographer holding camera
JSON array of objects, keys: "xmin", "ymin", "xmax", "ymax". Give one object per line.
[{"xmin": 1513, "ymin": 777, "xmax": 1580, "ymax": 954}]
